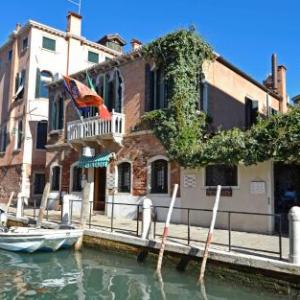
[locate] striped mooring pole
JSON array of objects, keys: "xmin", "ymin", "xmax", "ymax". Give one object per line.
[
  {"xmin": 199, "ymin": 185, "xmax": 222, "ymax": 282},
  {"xmin": 156, "ymin": 184, "xmax": 179, "ymax": 274}
]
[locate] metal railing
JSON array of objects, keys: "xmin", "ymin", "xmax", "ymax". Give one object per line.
[
  {"xmin": 85, "ymin": 201, "xmax": 284, "ymax": 260},
  {"xmin": 10, "ymin": 198, "xmax": 285, "ymax": 260},
  {"xmin": 67, "ymin": 111, "xmax": 125, "ymax": 142}
]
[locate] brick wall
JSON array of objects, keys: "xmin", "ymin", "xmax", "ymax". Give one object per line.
[{"xmin": 0, "ymin": 165, "xmax": 22, "ymax": 203}]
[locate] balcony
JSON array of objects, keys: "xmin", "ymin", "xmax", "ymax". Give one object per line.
[{"xmin": 67, "ymin": 112, "xmax": 125, "ymax": 146}]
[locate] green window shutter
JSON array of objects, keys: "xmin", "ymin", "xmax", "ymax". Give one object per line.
[
  {"xmin": 88, "ymin": 51, "xmax": 99, "ymax": 63},
  {"xmin": 35, "ymin": 68, "xmax": 41, "ymax": 98},
  {"xmin": 15, "ymin": 72, "xmax": 19, "ymax": 93},
  {"xmin": 58, "ymin": 97, "xmax": 64, "ymax": 129},
  {"xmin": 42, "ymin": 37, "xmax": 56, "ymax": 51}
]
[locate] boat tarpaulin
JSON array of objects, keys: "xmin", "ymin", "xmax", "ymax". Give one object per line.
[{"xmin": 77, "ymin": 152, "xmax": 112, "ymax": 168}]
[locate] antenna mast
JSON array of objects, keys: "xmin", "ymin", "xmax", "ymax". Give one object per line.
[{"xmin": 67, "ymin": 0, "xmax": 82, "ymax": 14}]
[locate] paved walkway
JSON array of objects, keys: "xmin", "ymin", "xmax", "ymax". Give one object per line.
[{"xmin": 9, "ymin": 207, "xmax": 289, "ymax": 261}]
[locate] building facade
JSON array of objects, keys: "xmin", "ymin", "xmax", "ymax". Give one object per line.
[
  {"xmin": 0, "ymin": 12, "xmax": 124, "ymax": 205},
  {"xmin": 46, "ymin": 38, "xmax": 288, "ymax": 233}
]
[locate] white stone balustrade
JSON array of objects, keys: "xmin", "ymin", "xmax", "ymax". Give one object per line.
[{"xmin": 67, "ymin": 111, "xmax": 125, "ymax": 143}]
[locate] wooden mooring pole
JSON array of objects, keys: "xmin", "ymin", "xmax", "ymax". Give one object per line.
[
  {"xmin": 37, "ymin": 183, "xmax": 50, "ymax": 228},
  {"xmin": 198, "ymin": 185, "xmax": 221, "ymax": 282},
  {"xmin": 156, "ymin": 184, "xmax": 179, "ymax": 274},
  {"xmin": 74, "ymin": 181, "xmax": 91, "ymax": 251}
]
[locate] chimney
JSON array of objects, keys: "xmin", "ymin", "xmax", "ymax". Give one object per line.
[
  {"xmin": 67, "ymin": 11, "xmax": 82, "ymax": 36},
  {"xmin": 272, "ymin": 53, "xmax": 278, "ymax": 91},
  {"xmin": 131, "ymin": 38, "xmax": 142, "ymax": 51},
  {"xmin": 15, "ymin": 23, "xmax": 21, "ymax": 32},
  {"xmin": 277, "ymin": 65, "xmax": 288, "ymax": 113}
]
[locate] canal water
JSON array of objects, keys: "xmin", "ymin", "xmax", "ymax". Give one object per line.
[{"xmin": 0, "ymin": 248, "xmax": 290, "ymax": 299}]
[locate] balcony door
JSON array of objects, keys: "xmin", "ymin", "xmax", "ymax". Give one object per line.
[{"xmin": 94, "ymin": 167, "xmax": 106, "ymax": 211}]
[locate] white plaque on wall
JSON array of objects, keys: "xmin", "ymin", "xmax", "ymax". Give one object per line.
[
  {"xmin": 250, "ymin": 181, "xmax": 266, "ymax": 194},
  {"xmin": 183, "ymin": 175, "xmax": 196, "ymax": 188},
  {"xmin": 107, "ymin": 173, "xmax": 116, "ymax": 190}
]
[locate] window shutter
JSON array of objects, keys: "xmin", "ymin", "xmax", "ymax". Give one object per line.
[
  {"xmin": 145, "ymin": 64, "xmax": 151, "ymax": 112},
  {"xmin": 15, "ymin": 72, "xmax": 19, "ymax": 93},
  {"xmin": 58, "ymin": 97, "xmax": 64, "ymax": 129},
  {"xmin": 35, "ymin": 68, "xmax": 41, "ymax": 98}
]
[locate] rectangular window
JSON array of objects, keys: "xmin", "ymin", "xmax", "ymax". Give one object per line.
[
  {"xmin": 88, "ymin": 51, "xmax": 99, "ymax": 63},
  {"xmin": 36, "ymin": 122, "xmax": 47, "ymax": 149},
  {"xmin": 15, "ymin": 69, "xmax": 26, "ymax": 100},
  {"xmin": 205, "ymin": 165, "xmax": 238, "ymax": 187},
  {"xmin": 51, "ymin": 166, "xmax": 61, "ymax": 191},
  {"xmin": 42, "ymin": 37, "xmax": 56, "ymax": 51},
  {"xmin": 34, "ymin": 173, "xmax": 45, "ymax": 194},
  {"xmin": 118, "ymin": 163, "xmax": 131, "ymax": 193},
  {"xmin": 72, "ymin": 166, "xmax": 82, "ymax": 192},
  {"xmin": 245, "ymin": 98, "xmax": 259, "ymax": 129},
  {"xmin": 8, "ymin": 50, "xmax": 12, "ymax": 61},
  {"xmin": 0, "ymin": 126, "xmax": 7, "ymax": 153},
  {"xmin": 270, "ymin": 108, "xmax": 278, "ymax": 115},
  {"xmin": 15, "ymin": 120, "xmax": 23, "ymax": 150},
  {"xmin": 151, "ymin": 160, "xmax": 168, "ymax": 194},
  {"xmin": 22, "ymin": 37, "xmax": 28, "ymax": 51},
  {"xmin": 145, "ymin": 65, "xmax": 169, "ymax": 112}
]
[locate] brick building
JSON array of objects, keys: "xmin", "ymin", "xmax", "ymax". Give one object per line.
[
  {"xmin": 46, "ymin": 34, "xmax": 289, "ymax": 232},
  {"xmin": 0, "ymin": 12, "xmax": 124, "ymax": 206}
]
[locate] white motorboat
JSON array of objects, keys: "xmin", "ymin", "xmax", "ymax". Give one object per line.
[{"xmin": 0, "ymin": 227, "xmax": 83, "ymax": 253}]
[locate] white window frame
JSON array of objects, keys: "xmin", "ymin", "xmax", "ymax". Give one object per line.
[
  {"xmin": 116, "ymin": 160, "xmax": 132, "ymax": 194},
  {"xmin": 41, "ymin": 36, "xmax": 56, "ymax": 52},
  {"xmin": 147, "ymin": 155, "xmax": 170, "ymax": 196}
]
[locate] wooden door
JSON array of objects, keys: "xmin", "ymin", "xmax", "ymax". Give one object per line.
[{"xmin": 93, "ymin": 167, "xmax": 106, "ymax": 211}]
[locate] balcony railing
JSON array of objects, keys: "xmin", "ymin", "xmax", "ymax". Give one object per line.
[{"xmin": 67, "ymin": 111, "xmax": 125, "ymax": 144}]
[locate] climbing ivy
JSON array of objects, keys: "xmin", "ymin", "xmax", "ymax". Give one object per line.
[
  {"xmin": 142, "ymin": 29, "xmax": 300, "ymax": 167},
  {"xmin": 142, "ymin": 28, "xmax": 214, "ymax": 166}
]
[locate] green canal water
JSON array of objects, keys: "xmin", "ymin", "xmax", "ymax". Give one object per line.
[{"xmin": 0, "ymin": 248, "xmax": 292, "ymax": 299}]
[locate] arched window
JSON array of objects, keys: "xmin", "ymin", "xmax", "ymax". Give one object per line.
[
  {"xmin": 71, "ymin": 165, "xmax": 82, "ymax": 192},
  {"xmin": 35, "ymin": 70, "xmax": 53, "ymax": 98},
  {"xmin": 151, "ymin": 159, "xmax": 168, "ymax": 194},
  {"xmin": 51, "ymin": 165, "xmax": 61, "ymax": 191},
  {"xmin": 36, "ymin": 121, "xmax": 48, "ymax": 149},
  {"xmin": 118, "ymin": 162, "xmax": 131, "ymax": 193},
  {"xmin": 50, "ymin": 96, "xmax": 64, "ymax": 130}
]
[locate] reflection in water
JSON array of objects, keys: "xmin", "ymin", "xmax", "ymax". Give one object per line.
[{"xmin": 0, "ymin": 248, "xmax": 290, "ymax": 299}]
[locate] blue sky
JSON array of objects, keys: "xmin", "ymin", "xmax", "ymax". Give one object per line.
[{"xmin": 1, "ymin": 0, "xmax": 299, "ymax": 98}]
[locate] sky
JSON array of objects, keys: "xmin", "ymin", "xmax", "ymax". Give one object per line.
[{"xmin": 0, "ymin": 0, "xmax": 299, "ymax": 98}]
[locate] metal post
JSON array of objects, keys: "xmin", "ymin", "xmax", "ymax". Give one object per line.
[
  {"xmin": 70, "ymin": 200, "xmax": 73, "ymax": 224},
  {"xmin": 111, "ymin": 197, "xmax": 114, "ymax": 232},
  {"xmin": 153, "ymin": 218, "xmax": 156, "ymax": 239},
  {"xmin": 33, "ymin": 198, "xmax": 36, "ymax": 219},
  {"xmin": 46, "ymin": 199, "xmax": 49, "ymax": 221},
  {"xmin": 187, "ymin": 209, "xmax": 191, "ymax": 245},
  {"xmin": 136, "ymin": 205, "xmax": 140, "ymax": 237},
  {"xmin": 278, "ymin": 214, "xmax": 282, "ymax": 260},
  {"xmin": 21, "ymin": 197, "xmax": 25, "ymax": 217},
  {"xmin": 89, "ymin": 202, "xmax": 92, "ymax": 229},
  {"xmin": 228, "ymin": 212, "xmax": 231, "ymax": 252}
]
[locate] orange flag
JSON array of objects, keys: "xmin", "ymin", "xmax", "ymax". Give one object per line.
[{"xmin": 63, "ymin": 75, "xmax": 111, "ymax": 120}]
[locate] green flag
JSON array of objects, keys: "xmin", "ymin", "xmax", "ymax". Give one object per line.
[{"xmin": 86, "ymin": 71, "xmax": 96, "ymax": 92}]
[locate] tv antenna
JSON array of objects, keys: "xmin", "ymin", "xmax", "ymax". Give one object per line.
[{"xmin": 67, "ymin": 0, "xmax": 82, "ymax": 14}]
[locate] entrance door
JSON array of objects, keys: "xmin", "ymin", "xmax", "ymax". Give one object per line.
[
  {"xmin": 94, "ymin": 167, "xmax": 106, "ymax": 211},
  {"xmin": 274, "ymin": 163, "xmax": 300, "ymax": 233}
]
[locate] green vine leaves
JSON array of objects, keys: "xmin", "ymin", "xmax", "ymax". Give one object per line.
[{"xmin": 141, "ymin": 28, "xmax": 300, "ymax": 167}]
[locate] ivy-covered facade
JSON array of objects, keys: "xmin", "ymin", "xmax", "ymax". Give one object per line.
[{"xmin": 46, "ymin": 29, "xmax": 294, "ymax": 233}]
